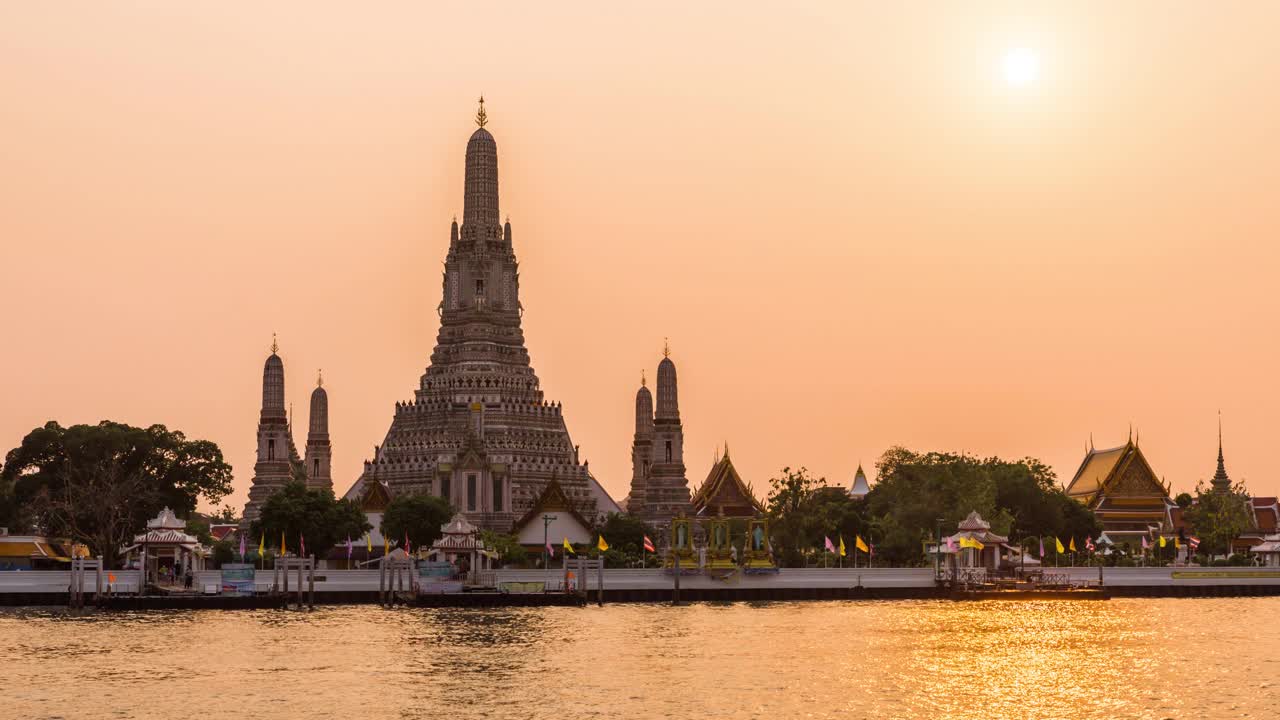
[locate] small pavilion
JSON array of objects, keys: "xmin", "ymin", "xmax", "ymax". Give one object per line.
[
  {"xmin": 1250, "ymin": 533, "xmax": 1280, "ymax": 567},
  {"xmin": 943, "ymin": 511, "xmax": 1012, "ymax": 571},
  {"xmin": 426, "ymin": 514, "xmax": 495, "ymax": 578},
  {"xmin": 122, "ymin": 507, "xmax": 206, "ymax": 585}
]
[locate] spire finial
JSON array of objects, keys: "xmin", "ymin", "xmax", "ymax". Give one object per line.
[
  {"xmin": 663, "ymin": 337, "xmax": 670, "ymax": 358},
  {"xmin": 641, "ymin": 369, "xmax": 646, "ymax": 387},
  {"xmin": 475, "ymin": 96, "xmax": 488, "ymax": 128},
  {"xmin": 723, "ymin": 441, "xmax": 730, "ymax": 459},
  {"xmin": 271, "ymin": 332, "xmax": 278, "ymax": 355},
  {"xmin": 317, "ymin": 369, "xmax": 323, "ymax": 388}
]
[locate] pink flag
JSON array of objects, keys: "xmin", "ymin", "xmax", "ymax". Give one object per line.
[
  {"xmin": 346, "ymin": 536, "xmax": 352, "ymax": 560},
  {"xmin": 1039, "ymin": 537, "xmax": 1045, "ymax": 557},
  {"xmin": 300, "ymin": 534, "xmax": 306, "ymax": 557},
  {"xmin": 1086, "ymin": 536, "xmax": 1095, "ymax": 552},
  {"xmin": 546, "ymin": 540, "xmax": 554, "ymax": 558},
  {"xmin": 824, "ymin": 536, "xmax": 836, "ymax": 553},
  {"xmin": 1141, "ymin": 536, "xmax": 1149, "ymax": 550},
  {"xmin": 405, "ymin": 531, "xmax": 411, "ymax": 555},
  {"xmin": 946, "ymin": 536, "xmax": 957, "ymax": 552},
  {"xmin": 869, "ymin": 543, "xmax": 874, "ymax": 558},
  {"xmin": 239, "ymin": 534, "xmax": 246, "ymax": 559}
]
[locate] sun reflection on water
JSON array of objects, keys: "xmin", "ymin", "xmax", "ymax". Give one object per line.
[{"xmin": 1, "ymin": 599, "xmax": 1277, "ymax": 719}]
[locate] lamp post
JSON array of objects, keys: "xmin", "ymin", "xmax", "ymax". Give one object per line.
[
  {"xmin": 935, "ymin": 517, "xmax": 946, "ymax": 581},
  {"xmin": 542, "ymin": 514, "xmax": 557, "ymax": 590}
]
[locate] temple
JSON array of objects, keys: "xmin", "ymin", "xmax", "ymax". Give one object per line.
[
  {"xmin": 690, "ymin": 445, "xmax": 763, "ymax": 517},
  {"xmin": 345, "ymin": 100, "xmax": 608, "ymax": 530},
  {"xmin": 1064, "ymin": 434, "xmax": 1176, "ymax": 547},
  {"xmin": 241, "ymin": 338, "xmax": 334, "ymax": 529},
  {"xmin": 625, "ymin": 345, "xmax": 692, "ymax": 524}
]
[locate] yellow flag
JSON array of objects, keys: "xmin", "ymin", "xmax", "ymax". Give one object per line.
[
  {"xmin": 597, "ymin": 535, "xmax": 609, "ymax": 552},
  {"xmin": 563, "ymin": 538, "xmax": 575, "ymax": 555},
  {"xmin": 258, "ymin": 534, "xmax": 264, "ymax": 557},
  {"xmin": 971, "ymin": 538, "xmax": 984, "ymax": 551},
  {"xmin": 1158, "ymin": 535, "xmax": 1167, "ymax": 548},
  {"xmin": 1055, "ymin": 537, "xmax": 1065, "ymax": 553},
  {"xmin": 1174, "ymin": 537, "xmax": 1181, "ymax": 548},
  {"xmin": 1069, "ymin": 537, "xmax": 1077, "ymax": 552},
  {"xmin": 366, "ymin": 533, "xmax": 372, "ymax": 552},
  {"xmin": 839, "ymin": 536, "xmax": 847, "ymax": 557},
  {"xmin": 281, "ymin": 531, "xmax": 286, "ymax": 556},
  {"xmin": 855, "ymin": 535, "xmax": 869, "ymax": 553}
]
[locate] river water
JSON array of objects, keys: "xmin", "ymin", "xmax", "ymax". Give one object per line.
[{"xmin": 2, "ymin": 598, "xmax": 1277, "ymax": 719}]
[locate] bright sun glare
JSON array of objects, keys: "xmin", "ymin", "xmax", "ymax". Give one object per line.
[{"xmin": 1002, "ymin": 47, "xmax": 1040, "ymax": 87}]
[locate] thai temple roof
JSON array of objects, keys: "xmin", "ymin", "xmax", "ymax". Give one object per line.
[{"xmin": 690, "ymin": 446, "xmax": 764, "ymax": 516}]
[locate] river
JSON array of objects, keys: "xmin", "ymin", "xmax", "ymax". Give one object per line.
[{"xmin": 2, "ymin": 598, "xmax": 1277, "ymax": 719}]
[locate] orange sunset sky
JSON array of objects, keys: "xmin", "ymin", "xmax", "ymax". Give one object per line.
[{"xmin": 2, "ymin": 3, "xmax": 1278, "ymax": 510}]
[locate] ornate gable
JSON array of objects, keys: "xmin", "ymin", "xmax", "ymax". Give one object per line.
[
  {"xmin": 1101, "ymin": 445, "xmax": 1168, "ymax": 498},
  {"xmin": 360, "ymin": 481, "xmax": 392, "ymax": 512},
  {"xmin": 692, "ymin": 453, "xmax": 764, "ymax": 517}
]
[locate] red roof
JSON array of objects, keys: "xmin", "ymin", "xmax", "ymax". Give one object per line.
[{"xmin": 210, "ymin": 525, "xmax": 238, "ymax": 541}]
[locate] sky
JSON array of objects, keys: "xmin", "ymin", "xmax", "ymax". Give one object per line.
[{"xmin": 2, "ymin": 2, "xmax": 1278, "ymax": 512}]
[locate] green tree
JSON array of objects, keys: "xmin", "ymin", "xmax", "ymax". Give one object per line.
[
  {"xmin": 379, "ymin": 493, "xmax": 454, "ymax": 551},
  {"xmin": 210, "ymin": 540, "xmax": 235, "ymax": 568},
  {"xmin": 1183, "ymin": 481, "xmax": 1253, "ymax": 557},
  {"xmin": 1174, "ymin": 492, "xmax": 1194, "ymax": 509},
  {"xmin": 2, "ymin": 421, "xmax": 233, "ymax": 567},
  {"xmin": 864, "ymin": 447, "xmax": 1100, "ymax": 567},
  {"xmin": 250, "ymin": 482, "xmax": 370, "ymax": 558},
  {"xmin": 185, "ymin": 518, "xmax": 216, "ymax": 546},
  {"xmin": 212, "ymin": 504, "xmax": 240, "ymax": 523},
  {"xmin": 766, "ymin": 466, "xmax": 830, "ymax": 567},
  {"xmin": 479, "ymin": 530, "xmax": 528, "ymax": 567}
]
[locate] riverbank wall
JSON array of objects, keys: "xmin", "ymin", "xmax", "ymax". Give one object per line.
[{"xmin": 3, "ymin": 567, "xmax": 1278, "ymax": 607}]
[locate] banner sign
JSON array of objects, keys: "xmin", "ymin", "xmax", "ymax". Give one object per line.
[{"xmin": 220, "ymin": 563, "xmax": 255, "ymax": 596}]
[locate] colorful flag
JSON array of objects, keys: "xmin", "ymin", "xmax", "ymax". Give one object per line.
[
  {"xmin": 1055, "ymin": 537, "xmax": 1065, "ymax": 554},
  {"xmin": 546, "ymin": 540, "xmax": 554, "ymax": 558},
  {"xmin": 563, "ymin": 538, "xmax": 575, "ymax": 555},
  {"xmin": 384, "ymin": 535, "xmax": 389, "ymax": 556},
  {"xmin": 1141, "ymin": 536, "xmax": 1150, "ymax": 550},
  {"xmin": 1158, "ymin": 535, "xmax": 1167, "ymax": 548},
  {"xmin": 1039, "ymin": 537, "xmax": 1045, "ymax": 557},
  {"xmin": 869, "ymin": 542, "xmax": 874, "ymax": 559},
  {"xmin": 1085, "ymin": 536, "xmax": 1095, "ymax": 552},
  {"xmin": 839, "ymin": 536, "xmax": 847, "ymax": 557},
  {"xmin": 281, "ymin": 531, "xmax": 286, "ymax": 556},
  {"xmin": 597, "ymin": 535, "xmax": 609, "ymax": 552},
  {"xmin": 366, "ymin": 533, "xmax": 372, "ymax": 553},
  {"xmin": 1189, "ymin": 536, "xmax": 1201, "ymax": 550},
  {"xmin": 239, "ymin": 534, "xmax": 246, "ymax": 559},
  {"xmin": 300, "ymin": 534, "xmax": 306, "ymax": 558},
  {"xmin": 1068, "ymin": 537, "xmax": 1076, "ymax": 552},
  {"xmin": 945, "ymin": 536, "xmax": 957, "ymax": 552},
  {"xmin": 855, "ymin": 535, "xmax": 869, "ymax": 553},
  {"xmin": 108, "ymin": 573, "xmax": 117, "ymax": 584},
  {"xmin": 824, "ymin": 536, "xmax": 836, "ymax": 553},
  {"xmin": 405, "ymin": 531, "xmax": 411, "ymax": 555},
  {"xmin": 346, "ymin": 536, "xmax": 352, "ymax": 560},
  {"xmin": 643, "ymin": 535, "xmax": 656, "ymax": 553},
  {"xmin": 259, "ymin": 533, "xmax": 265, "ymax": 557},
  {"xmin": 1174, "ymin": 537, "xmax": 1181, "ymax": 548}
]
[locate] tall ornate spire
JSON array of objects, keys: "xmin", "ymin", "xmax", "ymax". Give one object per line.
[
  {"xmin": 1212, "ymin": 412, "xmax": 1231, "ymax": 492},
  {"xmin": 463, "ymin": 100, "xmax": 500, "ymax": 228},
  {"xmin": 271, "ymin": 332, "xmax": 278, "ymax": 354}
]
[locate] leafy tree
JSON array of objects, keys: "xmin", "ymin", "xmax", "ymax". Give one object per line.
[
  {"xmin": 479, "ymin": 530, "xmax": 528, "ymax": 567},
  {"xmin": 185, "ymin": 518, "xmax": 216, "ymax": 546},
  {"xmin": 1183, "ymin": 481, "xmax": 1253, "ymax": 557},
  {"xmin": 212, "ymin": 504, "xmax": 240, "ymax": 523},
  {"xmin": 2, "ymin": 421, "xmax": 233, "ymax": 567},
  {"xmin": 766, "ymin": 466, "xmax": 831, "ymax": 567},
  {"xmin": 864, "ymin": 447, "xmax": 1100, "ymax": 567},
  {"xmin": 210, "ymin": 540, "xmax": 235, "ymax": 568},
  {"xmin": 250, "ymin": 482, "xmax": 370, "ymax": 557},
  {"xmin": 1174, "ymin": 492, "xmax": 1194, "ymax": 509},
  {"xmin": 379, "ymin": 493, "xmax": 453, "ymax": 550}
]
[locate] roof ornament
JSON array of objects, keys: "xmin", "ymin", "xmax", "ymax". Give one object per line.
[
  {"xmin": 723, "ymin": 441, "xmax": 730, "ymax": 459},
  {"xmin": 317, "ymin": 369, "xmax": 324, "ymax": 388},
  {"xmin": 640, "ymin": 369, "xmax": 646, "ymax": 387},
  {"xmin": 271, "ymin": 332, "xmax": 279, "ymax": 355},
  {"xmin": 663, "ymin": 337, "xmax": 671, "ymax": 358},
  {"xmin": 475, "ymin": 95, "xmax": 488, "ymax": 128}
]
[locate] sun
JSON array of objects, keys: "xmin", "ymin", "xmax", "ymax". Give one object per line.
[{"xmin": 1002, "ymin": 47, "xmax": 1040, "ymax": 87}]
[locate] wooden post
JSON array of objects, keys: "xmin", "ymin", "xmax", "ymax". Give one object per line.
[
  {"xmin": 308, "ymin": 556, "xmax": 316, "ymax": 610},
  {"xmin": 379, "ymin": 557, "xmax": 386, "ymax": 607},
  {"xmin": 95, "ymin": 557, "xmax": 103, "ymax": 604},
  {"xmin": 282, "ymin": 558, "xmax": 289, "ymax": 601},
  {"xmin": 597, "ymin": 558, "xmax": 604, "ymax": 606},
  {"xmin": 670, "ymin": 550, "xmax": 680, "ymax": 602},
  {"xmin": 295, "ymin": 560, "xmax": 303, "ymax": 610}
]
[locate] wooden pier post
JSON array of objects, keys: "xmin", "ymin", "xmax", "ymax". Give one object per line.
[
  {"xmin": 673, "ymin": 553, "xmax": 681, "ymax": 606},
  {"xmin": 308, "ymin": 555, "xmax": 315, "ymax": 610},
  {"xmin": 597, "ymin": 558, "xmax": 604, "ymax": 606}
]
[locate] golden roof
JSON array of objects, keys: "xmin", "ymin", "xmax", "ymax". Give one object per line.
[
  {"xmin": 691, "ymin": 452, "xmax": 764, "ymax": 515},
  {"xmin": 1065, "ymin": 445, "xmax": 1127, "ymax": 500}
]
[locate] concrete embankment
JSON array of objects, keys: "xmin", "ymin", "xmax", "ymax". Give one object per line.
[{"xmin": 3, "ymin": 567, "xmax": 1278, "ymax": 608}]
